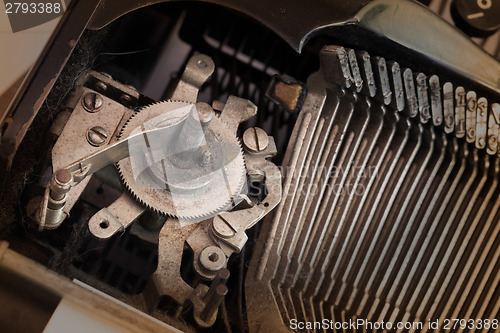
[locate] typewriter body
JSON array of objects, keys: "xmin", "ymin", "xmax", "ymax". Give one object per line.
[{"xmin": 0, "ymin": 0, "xmax": 499, "ymax": 332}]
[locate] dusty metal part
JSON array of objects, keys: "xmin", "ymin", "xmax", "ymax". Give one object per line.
[
  {"xmin": 144, "ymin": 133, "xmax": 281, "ymax": 319},
  {"xmin": 487, "ymin": 102, "xmax": 499, "ymax": 155},
  {"xmin": 189, "ymin": 270, "xmax": 229, "ymax": 328},
  {"xmin": 38, "ymin": 54, "xmax": 240, "ymax": 230},
  {"xmin": 174, "ymin": 102, "xmax": 214, "ymax": 154},
  {"xmin": 443, "ymin": 82, "xmax": 455, "ymax": 133},
  {"xmin": 116, "ymin": 100, "xmax": 247, "ymax": 220},
  {"xmin": 387, "ymin": 61, "xmax": 404, "ymax": 112},
  {"xmin": 39, "ymin": 169, "xmax": 74, "ymax": 230},
  {"xmin": 170, "ymin": 54, "xmax": 215, "ymax": 103},
  {"xmin": 415, "ymin": 72, "xmax": 431, "ymax": 123},
  {"xmin": 245, "ymin": 80, "xmax": 328, "ymax": 332},
  {"xmin": 200, "ymin": 284, "xmax": 227, "ymax": 321},
  {"xmin": 85, "ymin": 71, "xmax": 140, "ymax": 107},
  {"xmin": 429, "ymin": 75, "xmax": 443, "ymax": 126},
  {"xmin": 143, "ymin": 219, "xmax": 199, "ymax": 310},
  {"xmin": 455, "ymin": 86, "xmax": 466, "ymax": 138},
  {"xmin": 36, "ymin": 87, "xmax": 131, "ymax": 229},
  {"xmin": 88, "ymin": 192, "xmax": 146, "ymax": 239}
]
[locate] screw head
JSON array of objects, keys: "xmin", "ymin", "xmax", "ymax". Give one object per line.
[
  {"xmin": 243, "ymin": 127, "xmax": 269, "ymax": 153},
  {"xmin": 87, "ymin": 126, "xmax": 108, "ymax": 146},
  {"xmin": 82, "ymin": 92, "xmax": 103, "ymax": 112},
  {"xmin": 212, "ymin": 216, "xmax": 235, "ymax": 239},
  {"xmin": 120, "ymin": 94, "xmax": 132, "ymax": 105},
  {"xmin": 95, "ymin": 82, "xmax": 107, "ymax": 92}
]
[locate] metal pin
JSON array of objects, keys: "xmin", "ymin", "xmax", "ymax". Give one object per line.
[
  {"xmin": 175, "ymin": 103, "xmax": 214, "ymax": 153},
  {"xmin": 204, "ymin": 268, "xmax": 230, "ymax": 303},
  {"xmin": 200, "ymin": 284, "xmax": 228, "ymax": 321},
  {"xmin": 50, "ymin": 169, "xmax": 72, "ymax": 201}
]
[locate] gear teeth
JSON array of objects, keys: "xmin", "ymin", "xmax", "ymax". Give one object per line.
[{"xmin": 115, "ymin": 99, "xmax": 247, "ymax": 220}]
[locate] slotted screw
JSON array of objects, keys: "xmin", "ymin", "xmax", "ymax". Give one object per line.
[
  {"xmin": 87, "ymin": 126, "xmax": 108, "ymax": 146},
  {"xmin": 82, "ymin": 92, "xmax": 103, "ymax": 112}
]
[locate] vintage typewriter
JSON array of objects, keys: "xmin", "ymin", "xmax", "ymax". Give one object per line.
[{"xmin": 0, "ymin": 0, "xmax": 499, "ymax": 332}]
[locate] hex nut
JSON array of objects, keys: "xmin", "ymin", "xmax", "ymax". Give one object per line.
[{"xmin": 199, "ymin": 246, "xmax": 226, "ymax": 272}]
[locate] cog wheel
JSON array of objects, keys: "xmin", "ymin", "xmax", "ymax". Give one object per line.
[{"xmin": 116, "ymin": 100, "xmax": 247, "ymax": 221}]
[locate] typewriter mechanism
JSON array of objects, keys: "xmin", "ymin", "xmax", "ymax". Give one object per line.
[{"xmin": 0, "ymin": 0, "xmax": 499, "ymax": 332}]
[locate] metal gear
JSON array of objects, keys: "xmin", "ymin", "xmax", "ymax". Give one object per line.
[{"xmin": 116, "ymin": 100, "xmax": 247, "ymax": 221}]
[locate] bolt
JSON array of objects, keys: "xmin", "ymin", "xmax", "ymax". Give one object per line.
[
  {"xmin": 82, "ymin": 92, "xmax": 103, "ymax": 112},
  {"xmin": 243, "ymin": 127, "xmax": 269, "ymax": 153},
  {"xmin": 120, "ymin": 94, "xmax": 132, "ymax": 105},
  {"xmin": 87, "ymin": 126, "xmax": 108, "ymax": 146},
  {"xmin": 95, "ymin": 82, "xmax": 107, "ymax": 92}
]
